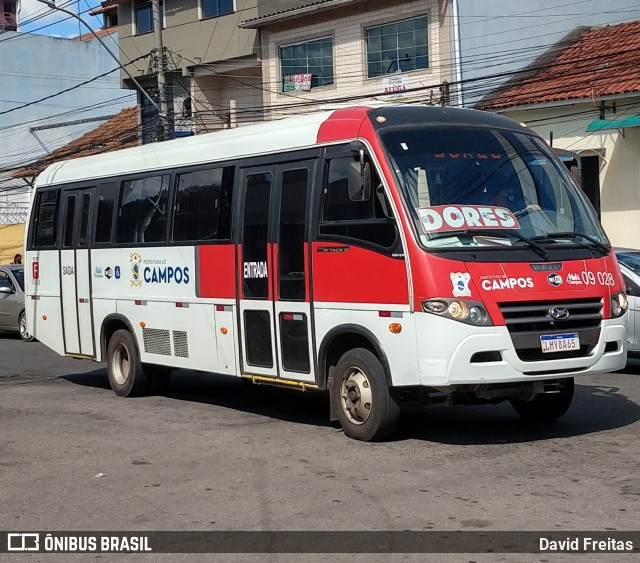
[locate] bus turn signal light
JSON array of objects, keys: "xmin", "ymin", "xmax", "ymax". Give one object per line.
[{"xmin": 389, "ymin": 323, "xmax": 402, "ymax": 334}]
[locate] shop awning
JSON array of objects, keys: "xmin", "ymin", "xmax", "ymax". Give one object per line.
[{"xmin": 586, "ymin": 115, "xmax": 640, "ymax": 132}]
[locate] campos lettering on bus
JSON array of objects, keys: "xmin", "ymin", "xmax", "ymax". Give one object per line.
[
  {"xmin": 481, "ymin": 277, "xmax": 534, "ymax": 290},
  {"xmin": 417, "ymin": 205, "xmax": 520, "ymax": 233},
  {"xmin": 143, "ymin": 266, "xmax": 190, "ymax": 284}
]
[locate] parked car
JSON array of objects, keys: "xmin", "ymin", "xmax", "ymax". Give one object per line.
[
  {"xmin": 615, "ymin": 248, "xmax": 640, "ymax": 356},
  {"xmin": 0, "ymin": 265, "xmax": 34, "ymax": 342}
]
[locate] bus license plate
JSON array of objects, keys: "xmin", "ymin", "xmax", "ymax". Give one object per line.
[{"xmin": 540, "ymin": 333, "xmax": 580, "ymax": 353}]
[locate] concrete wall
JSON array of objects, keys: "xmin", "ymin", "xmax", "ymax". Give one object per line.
[
  {"xmin": 191, "ymin": 66, "xmax": 264, "ymax": 131},
  {"xmin": 502, "ymin": 99, "xmax": 640, "ymax": 248},
  {"xmin": 0, "ymin": 31, "xmax": 134, "ymax": 214}
]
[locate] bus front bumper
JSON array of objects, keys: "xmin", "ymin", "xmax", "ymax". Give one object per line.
[{"xmin": 416, "ymin": 316, "xmax": 627, "ymax": 387}]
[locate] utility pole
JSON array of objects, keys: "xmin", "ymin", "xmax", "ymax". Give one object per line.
[{"xmin": 151, "ymin": 0, "xmax": 169, "ymax": 141}]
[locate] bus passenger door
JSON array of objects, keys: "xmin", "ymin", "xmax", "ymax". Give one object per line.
[
  {"xmin": 272, "ymin": 162, "xmax": 315, "ymax": 383},
  {"xmin": 238, "ymin": 162, "xmax": 315, "ymax": 383},
  {"xmin": 239, "ymin": 168, "xmax": 277, "ymax": 378},
  {"xmin": 60, "ymin": 188, "xmax": 95, "ymax": 357}
]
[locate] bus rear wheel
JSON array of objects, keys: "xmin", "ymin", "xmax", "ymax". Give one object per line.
[
  {"xmin": 333, "ymin": 348, "xmax": 400, "ymax": 442},
  {"xmin": 510, "ymin": 378, "xmax": 574, "ymax": 422},
  {"xmin": 107, "ymin": 329, "xmax": 150, "ymax": 397}
]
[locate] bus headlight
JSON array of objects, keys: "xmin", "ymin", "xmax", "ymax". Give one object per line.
[
  {"xmin": 422, "ymin": 299, "xmax": 492, "ymax": 326},
  {"xmin": 423, "ymin": 300, "xmax": 447, "ymax": 314},
  {"xmin": 448, "ymin": 300, "xmax": 469, "ymax": 320},
  {"xmin": 469, "ymin": 306, "xmax": 488, "ymax": 325},
  {"xmin": 611, "ymin": 291, "xmax": 628, "ymax": 318}
]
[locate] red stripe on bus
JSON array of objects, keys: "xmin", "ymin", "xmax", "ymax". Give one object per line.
[
  {"xmin": 198, "ymin": 244, "xmax": 237, "ymax": 299},
  {"xmin": 311, "ymin": 242, "xmax": 409, "ymax": 304}
]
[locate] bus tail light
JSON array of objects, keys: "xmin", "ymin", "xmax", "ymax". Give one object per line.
[{"xmin": 422, "ymin": 299, "xmax": 491, "ymax": 326}]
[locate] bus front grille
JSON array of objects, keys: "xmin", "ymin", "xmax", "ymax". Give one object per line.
[{"xmin": 498, "ymin": 298, "xmax": 602, "ymax": 362}]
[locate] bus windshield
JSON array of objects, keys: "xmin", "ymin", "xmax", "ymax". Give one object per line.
[{"xmin": 381, "ymin": 126, "xmax": 609, "ymax": 251}]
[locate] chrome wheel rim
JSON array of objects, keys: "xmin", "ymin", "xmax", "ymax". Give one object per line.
[
  {"xmin": 340, "ymin": 367, "xmax": 373, "ymax": 425},
  {"xmin": 19, "ymin": 314, "xmax": 29, "ymax": 339},
  {"xmin": 112, "ymin": 343, "xmax": 130, "ymax": 385}
]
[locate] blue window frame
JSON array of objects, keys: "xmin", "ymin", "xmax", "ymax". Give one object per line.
[
  {"xmin": 135, "ymin": 0, "xmax": 163, "ymax": 34},
  {"xmin": 203, "ymin": 0, "xmax": 233, "ymax": 19}
]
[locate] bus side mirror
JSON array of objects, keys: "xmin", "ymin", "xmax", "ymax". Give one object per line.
[{"xmin": 348, "ymin": 160, "xmax": 371, "ymax": 202}]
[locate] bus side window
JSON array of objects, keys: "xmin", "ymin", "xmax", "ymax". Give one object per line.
[
  {"xmin": 31, "ymin": 189, "xmax": 60, "ymax": 248},
  {"xmin": 173, "ymin": 165, "xmax": 234, "ymax": 242},
  {"xmin": 323, "ymin": 157, "xmax": 375, "ymax": 221},
  {"xmin": 94, "ymin": 181, "xmax": 119, "ymax": 244},
  {"xmin": 319, "ymin": 156, "xmax": 396, "ymax": 248},
  {"xmin": 116, "ymin": 175, "xmax": 170, "ymax": 244}
]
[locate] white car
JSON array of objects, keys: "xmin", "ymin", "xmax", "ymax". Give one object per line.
[{"xmin": 615, "ymin": 248, "xmax": 640, "ymax": 355}]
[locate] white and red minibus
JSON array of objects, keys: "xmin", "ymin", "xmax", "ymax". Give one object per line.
[{"xmin": 25, "ymin": 105, "xmax": 628, "ymax": 441}]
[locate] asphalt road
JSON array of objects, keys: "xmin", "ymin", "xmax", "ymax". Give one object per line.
[{"xmin": 1, "ymin": 333, "xmax": 639, "ymax": 562}]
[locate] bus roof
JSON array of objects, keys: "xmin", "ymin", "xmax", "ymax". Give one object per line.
[
  {"xmin": 34, "ymin": 104, "xmax": 528, "ymax": 188},
  {"xmin": 35, "ymin": 109, "xmax": 342, "ymax": 187}
]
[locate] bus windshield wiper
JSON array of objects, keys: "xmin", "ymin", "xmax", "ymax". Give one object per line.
[
  {"xmin": 429, "ymin": 229, "xmax": 549, "ymax": 259},
  {"xmin": 531, "ymin": 232, "xmax": 610, "ymax": 255}
]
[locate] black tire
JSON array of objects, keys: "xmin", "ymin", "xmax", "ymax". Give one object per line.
[
  {"xmin": 147, "ymin": 364, "xmax": 172, "ymax": 394},
  {"xmin": 106, "ymin": 329, "xmax": 150, "ymax": 397},
  {"xmin": 332, "ymin": 348, "xmax": 400, "ymax": 441},
  {"xmin": 510, "ymin": 378, "xmax": 574, "ymax": 422},
  {"xmin": 18, "ymin": 311, "xmax": 35, "ymax": 342}
]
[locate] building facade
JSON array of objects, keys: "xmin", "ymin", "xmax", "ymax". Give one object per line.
[
  {"xmin": 116, "ymin": 0, "xmax": 451, "ymax": 138},
  {"xmin": 241, "ymin": 0, "xmax": 451, "ymax": 120},
  {"xmin": 116, "ymin": 0, "xmax": 304, "ymax": 138}
]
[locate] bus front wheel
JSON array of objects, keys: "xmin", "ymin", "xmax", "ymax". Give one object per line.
[
  {"xmin": 333, "ymin": 348, "xmax": 400, "ymax": 442},
  {"xmin": 107, "ymin": 329, "xmax": 150, "ymax": 397},
  {"xmin": 510, "ymin": 378, "xmax": 574, "ymax": 422}
]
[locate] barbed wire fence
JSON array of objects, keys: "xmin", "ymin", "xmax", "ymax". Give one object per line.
[{"xmin": 0, "ymin": 202, "xmax": 29, "ymax": 225}]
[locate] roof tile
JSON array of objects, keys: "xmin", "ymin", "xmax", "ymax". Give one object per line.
[
  {"xmin": 13, "ymin": 107, "xmax": 139, "ymax": 179},
  {"xmin": 479, "ymin": 21, "xmax": 640, "ymax": 110}
]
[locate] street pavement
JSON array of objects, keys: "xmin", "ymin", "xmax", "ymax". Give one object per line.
[{"xmin": 1, "ymin": 333, "xmax": 639, "ymax": 562}]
